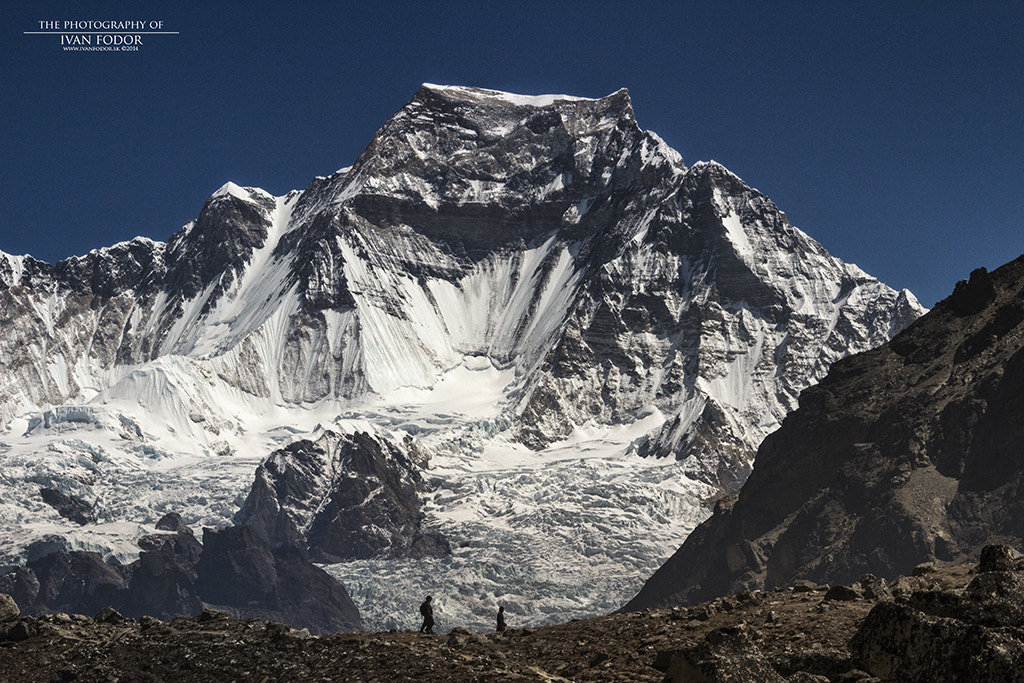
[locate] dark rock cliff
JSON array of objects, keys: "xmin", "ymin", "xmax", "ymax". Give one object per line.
[{"xmin": 625, "ymin": 253, "xmax": 1024, "ymax": 611}]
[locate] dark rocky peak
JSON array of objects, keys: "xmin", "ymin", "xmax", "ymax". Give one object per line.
[
  {"xmin": 12, "ymin": 256, "xmax": 60, "ymax": 290},
  {"xmin": 330, "ymin": 86, "xmax": 678, "ymax": 250},
  {"xmin": 1, "ymin": 238, "xmax": 165, "ymax": 298},
  {"xmin": 153, "ymin": 511, "xmax": 193, "ymax": 535},
  {"xmin": 0, "ymin": 251, "xmax": 23, "ymax": 287},
  {"xmin": 136, "ymin": 526, "xmax": 202, "ymax": 578},
  {"xmin": 406, "ymin": 83, "xmax": 638, "ymax": 142},
  {"xmin": 2, "ymin": 181, "xmax": 273, "ymax": 304},
  {"xmin": 0, "ymin": 517, "xmax": 362, "ymax": 633},
  {"xmin": 624, "ymin": 253, "xmax": 1024, "ymax": 612},
  {"xmin": 0, "ymin": 550, "xmax": 128, "ymax": 618},
  {"xmin": 163, "ymin": 182, "xmax": 276, "ymax": 303},
  {"xmin": 284, "ymin": 167, "xmax": 349, "ymax": 227},
  {"xmin": 268, "ymin": 85, "xmax": 686, "ymax": 297},
  {"xmin": 236, "ymin": 430, "xmax": 449, "ymax": 562},
  {"xmin": 950, "ymin": 266, "xmax": 997, "ymax": 316},
  {"xmin": 667, "ymin": 161, "xmax": 815, "ymax": 311},
  {"xmin": 678, "ymin": 161, "xmax": 804, "ymax": 249},
  {"xmin": 51, "ymin": 237, "xmax": 165, "ymax": 298}
]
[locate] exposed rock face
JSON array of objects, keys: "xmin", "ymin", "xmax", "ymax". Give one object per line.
[
  {"xmin": 625, "ymin": 254, "xmax": 1024, "ymax": 611},
  {"xmin": 0, "ymin": 515, "xmax": 361, "ymax": 634},
  {"xmin": 235, "ymin": 430, "xmax": 450, "ymax": 561},
  {"xmin": 129, "ymin": 514, "xmax": 204, "ymax": 620},
  {"xmin": 38, "ymin": 487, "xmax": 95, "ymax": 526},
  {"xmin": 0, "ymin": 551, "xmax": 128, "ymax": 618},
  {"xmin": 851, "ymin": 601, "xmax": 1024, "ymax": 682},
  {"xmin": 195, "ymin": 525, "xmax": 362, "ymax": 634},
  {"xmin": 663, "ymin": 624, "xmax": 787, "ymax": 682}
]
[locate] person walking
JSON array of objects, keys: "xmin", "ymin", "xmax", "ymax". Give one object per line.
[
  {"xmin": 419, "ymin": 595, "xmax": 435, "ymax": 634},
  {"xmin": 496, "ymin": 605, "xmax": 507, "ymax": 633}
]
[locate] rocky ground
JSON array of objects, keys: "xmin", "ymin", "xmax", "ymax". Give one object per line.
[{"xmin": 1, "ymin": 546, "xmax": 1023, "ymax": 682}]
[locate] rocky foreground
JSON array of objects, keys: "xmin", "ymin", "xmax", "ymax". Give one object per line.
[{"xmin": 1, "ymin": 546, "xmax": 1022, "ymax": 682}]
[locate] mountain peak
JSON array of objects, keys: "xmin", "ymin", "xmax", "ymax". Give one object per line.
[
  {"xmin": 416, "ymin": 83, "xmax": 630, "ymax": 109},
  {"xmin": 332, "ymin": 83, "xmax": 648, "ymax": 228},
  {"xmin": 403, "ymin": 83, "xmax": 636, "ymax": 134},
  {"xmin": 210, "ymin": 181, "xmax": 276, "ymax": 205},
  {"xmin": 418, "ymin": 83, "xmax": 591, "ymax": 107}
]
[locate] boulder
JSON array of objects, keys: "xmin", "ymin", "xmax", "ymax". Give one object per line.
[
  {"xmin": 977, "ymin": 544, "xmax": 1021, "ymax": 573},
  {"xmin": 858, "ymin": 574, "xmax": 892, "ymax": 601},
  {"xmin": 154, "ymin": 512, "xmax": 194, "ymax": 535},
  {"xmin": 94, "ymin": 606, "xmax": 125, "ymax": 624},
  {"xmin": 823, "ymin": 584, "xmax": 861, "ymax": 602},
  {"xmin": 0, "ymin": 593, "xmax": 19, "ymax": 621},
  {"xmin": 663, "ymin": 624, "xmax": 786, "ymax": 682},
  {"xmin": 851, "ymin": 601, "xmax": 1024, "ymax": 681}
]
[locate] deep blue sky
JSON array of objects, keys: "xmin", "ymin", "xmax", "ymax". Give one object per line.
[{"xmin": 3, "ymin": 1, "xmax": 1022, "ymax": 307}]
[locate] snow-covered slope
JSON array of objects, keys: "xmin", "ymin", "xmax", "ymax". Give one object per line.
[{"xmin": 0, "ymin": 84, "xmax": 925, "ymax": 629}]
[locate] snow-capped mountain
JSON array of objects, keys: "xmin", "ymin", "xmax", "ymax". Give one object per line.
[{"xmin": 0, "ymin": 84, "xmax": 924, "ymax": 629}]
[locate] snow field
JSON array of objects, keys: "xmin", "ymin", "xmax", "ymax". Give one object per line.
[
  {"xmin": 326, "ymin": 448, "xmax": 711, "ymax": 632},
  {"xmin": 324, "ymin": 411, "xmax": 712, "ymax": 632}
]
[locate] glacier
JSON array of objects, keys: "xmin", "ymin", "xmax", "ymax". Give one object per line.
[{"xmin": 0, "ymin": 84, "xmax": 925, "ymax": 631}]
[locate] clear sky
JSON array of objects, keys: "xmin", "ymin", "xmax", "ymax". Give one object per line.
[{"xmin": 3, "ymin": 1, "xmax": 1022, "ymax": 307}]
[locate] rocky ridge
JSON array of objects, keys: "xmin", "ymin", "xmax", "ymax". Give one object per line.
[
  {"xmin": 626, "ymin": 253, "xmax": 1024, "ymax": 611},
  {"xmin": 1, "ymin": 546, "xmax": 1022, "ymax": 681}
]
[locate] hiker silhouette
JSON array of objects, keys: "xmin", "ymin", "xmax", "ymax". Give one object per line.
[{"xmin": 418, "ymin": 595, "xmax": 435, "ymax": 634}]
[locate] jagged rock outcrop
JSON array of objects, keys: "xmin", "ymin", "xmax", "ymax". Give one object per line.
[
  {"xmin": 625, "ymin": 254, "xmax": 1024, "ymax": 611},
  {"xmin": 38, "ymin": 487, "xmax": 95, "ymax": 526},
  {"xmin": 0, "ymin": 551, "xmax": 128, "ymax": 619},
  {"xmin": 235, "ymin": 430, "xmax": 450, "ymax": 561},
  {"xmin": 128, "ymin": 513, "xmax": 204, "ymax": 620}
]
